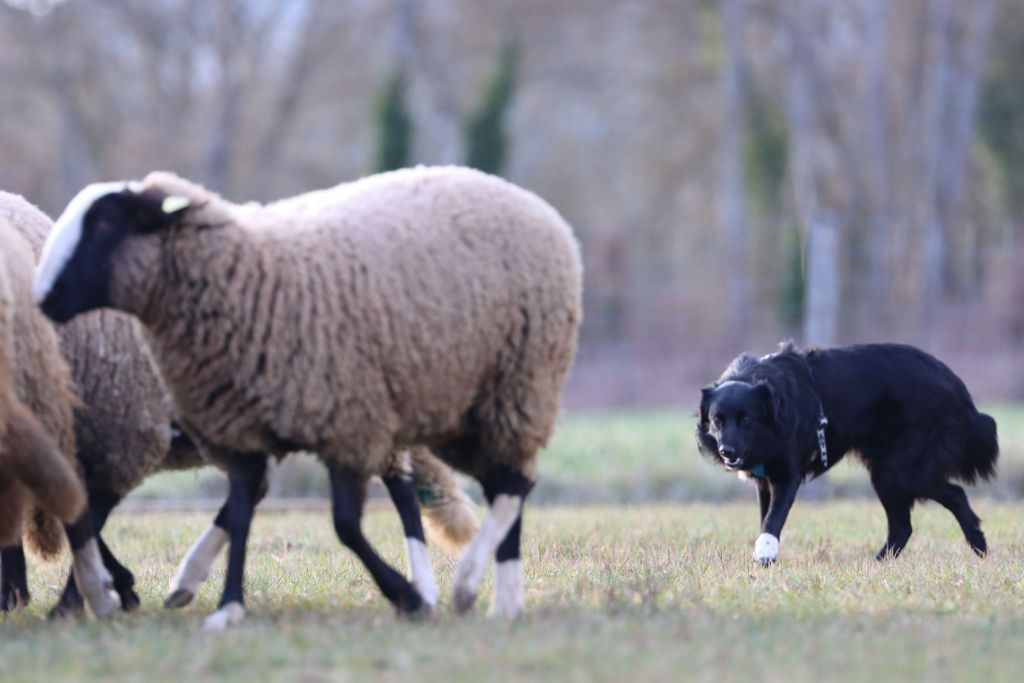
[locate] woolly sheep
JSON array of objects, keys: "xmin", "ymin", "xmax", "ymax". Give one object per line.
[
  {"xmin": 35, "ymin": 165, "xmax": 582, "ymax": 627},
  {"xmin": 0, "ymin": 217, "xmax": 118, "ymax": 618},
  {"xmin": 1, "ymin": 190, "xmax": 477, "ymax": 619}
]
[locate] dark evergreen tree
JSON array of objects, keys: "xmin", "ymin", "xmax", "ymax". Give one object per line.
[
  {"xmin": 374, "ymin": 67, "xmax": 413, "ymax": 172},
  {"xmin": 465, "ymin": 40, "xmax": 520, "ymax": 176}
]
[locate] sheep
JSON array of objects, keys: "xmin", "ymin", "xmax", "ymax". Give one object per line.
[
  {"xmin": 1, "ymin": 190, "xmax": 198, "ymax": 616},
  {"xmin": 34, "ymin": 165, "xmax": 582, "ymax": 627},
  {"xmin": 1, "ymin": 190, "xmax": 478, "ymax": 619},
  {"xmin": 0, "ymin": 216, "xmax": 118, "ymax": 618}
]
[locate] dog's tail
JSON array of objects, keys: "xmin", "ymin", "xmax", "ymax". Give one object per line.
[{"xmin": 960, "ymin": 411, "xmax": 999, "ymax": 485}]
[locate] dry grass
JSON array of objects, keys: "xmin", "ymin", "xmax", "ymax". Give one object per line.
[{"xmin": 2, "ymin": 501, "xmax": 1023, "ymax": 682}]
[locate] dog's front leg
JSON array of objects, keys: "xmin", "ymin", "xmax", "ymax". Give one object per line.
[
  {"xmin": 754, "ymin": 477, "xmax": 800, "ymax": 565},
  {"xmin": 756, "ymin": 478, "xmax": 771, "ymax": 525}
]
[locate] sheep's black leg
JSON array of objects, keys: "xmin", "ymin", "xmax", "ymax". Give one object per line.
[
  {"xmin": 382, "ymin": 473, "xmax": 438, "ymax": 607},
  {"xmin": 50, "ymin": 490, "xmax": 137, "ymax": 618},
  {"xmin": 0, "ymin": 544, "xmax": 29, "ymax": 611},
  {"xmin": 752, "ymin": 476, "xmax": 800, "ymax": 565},
  {"xmin": 203, "ymin": 454, "xmax": 266, "ymax": 630},
  {"xmin": 166, "ymin": 472, "xmax": 269, "ymax": 610},
  {"xmin": 330, "ymin": 468, "xmax": 424, "ymax": 615},
  {"xmin": 930, "ymin": 483, "xmax": 986, "ymax": 557},
  {"xmin": 453, "ymin": 464, "xmax": 534, "ymax": 616}
]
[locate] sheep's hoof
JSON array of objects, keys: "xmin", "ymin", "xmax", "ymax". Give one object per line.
[
  {"xmin": 412, "ymin": 579, "xmax": 439, "ymax": 609},
  {"xmin": 202, "ymin": 602, "xmax": 246, "ymax": 631},
  {"xmin": 0, "ymin": 587, "xmax": 29, "ymax": 612},
  {"xmin": 399, "ymin": 600, "xmax": 432, "ymax": 622},
  {"xmin": 88, "ymin": 587, "xmax": 120, "ymax": 619},
  {"xmin": 452, "ymin": 586, "xmax": 478, "ymax": 614},
  {"xmin": 163, "ymin": 588, "xmax": 195, "ymax": 609},
  {"xmin": 45, "ymin": 596, "xmax": 85, "ymax": 621},
  {"xmin": 118, "ymin": 586, "xmax": 141, "ymax": 612}
]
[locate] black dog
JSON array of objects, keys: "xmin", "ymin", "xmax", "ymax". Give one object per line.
[{"xmin": 697, "ymin": 341, "xmax": 998, "ymax": 564}]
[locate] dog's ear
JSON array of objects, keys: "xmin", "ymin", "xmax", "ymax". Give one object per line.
[
  {"xmin": 698, "ymin": 384, "xmax": 716, "ymax": 429},
  {"xmin": 696, "ymin": 384, "xmax": 719, "ymax": 457},
  {"xmin": 754, "ymin": 380, "xmax": 782, "ymax": 423}
]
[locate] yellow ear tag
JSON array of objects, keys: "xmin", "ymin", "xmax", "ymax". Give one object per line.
[{"xmin": 162, "ymin": 196, "xmax": 191, "ymax": 213}]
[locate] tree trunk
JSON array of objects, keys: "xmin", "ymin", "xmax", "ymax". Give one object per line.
[{"xmin": 718, "ymin": 0, "xmax": 750, "ymax": 343}]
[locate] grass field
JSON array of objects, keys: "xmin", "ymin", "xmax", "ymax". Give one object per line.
[
  {"xmin": 6, "ymin": 408, "xmax": 1024, "ymax": 681},
  {"xmin": 131, "ymin": 404, "xmax": 1024, "ymax": 504},
  {"xmin": 2, "ymin": 502, "xmax": 1024, "ymax": 682}
]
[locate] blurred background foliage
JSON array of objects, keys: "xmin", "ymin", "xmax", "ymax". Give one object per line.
[{"xmin": 1, "ymin": 0, "xmax": 1023, "ymax": 410}]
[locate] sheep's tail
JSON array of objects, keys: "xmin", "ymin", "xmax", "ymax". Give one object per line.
[
  {"xmin": 23, "ymin": 507, "xmax": 65, "ymax": 560},
  {"xmin": 5, "ymin": 401, "xmax": 83, "ymax": 560},
  {"xmin": 408, "ymin": 447, "xmax": 480, "ymax": 557},
  {"xmin": 959, "ymin": 411, "xmax": 999, "ymax": 485}
]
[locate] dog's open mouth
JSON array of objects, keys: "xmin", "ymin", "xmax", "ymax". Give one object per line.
[{"xmin": 722, "ymin": 457, "xmax": 745, "ymax": 471}]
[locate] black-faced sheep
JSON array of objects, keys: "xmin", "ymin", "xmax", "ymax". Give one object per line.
[
  {"xmin": 2, "ymin": 190, "xmax": 477, "ymax": 622},
  {"xmin": 0, "ymin": 217, "xmax": 118, "ymax": 618},
  {"xmin": 35, "ymin": 166, "xmax": 582, "ymax": 626}
]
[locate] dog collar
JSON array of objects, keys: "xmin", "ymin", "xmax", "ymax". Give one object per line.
[
  {"xmin": 750, "ymin": 463, "xmax": 766, "ymax": 478},
  {"xmin": 814, "ymin": 410, "xmax": 829, "ymax": 468}
]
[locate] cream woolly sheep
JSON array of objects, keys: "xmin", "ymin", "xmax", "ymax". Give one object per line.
[
  {"xmin": 1, "ymin": 190, "xmax": 477, "ymax": 619},
  {"xmin": 35, "ymin": 166, "xmax": 582, "ymax": 627},
  {"xmin": 0, "ymin": 218, "xmax": 118, "ymax": 618}
]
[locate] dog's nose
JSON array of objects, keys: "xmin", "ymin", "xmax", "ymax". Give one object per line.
[{"xmin": 719, "ymin": 445, "xmax": 735, "ymax": 457}]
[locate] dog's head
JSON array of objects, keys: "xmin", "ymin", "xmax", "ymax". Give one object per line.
[{"xmin": 696, "ymin": 380, "xmax": 781, "ymax": 472}]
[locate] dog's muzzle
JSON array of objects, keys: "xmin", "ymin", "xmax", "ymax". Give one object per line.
[{"xmin": 719, "ymin": 445, "xmax": 744, "ymax": 470}]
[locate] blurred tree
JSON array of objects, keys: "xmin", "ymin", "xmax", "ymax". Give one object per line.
[
  {"xmin": 464, "ymin": 39, "xmax": 520, "ymax": 176},
  {"xmin": 980, "ymin": 0, "xmax": 1024, "ymax": 224},
  {"xmin": 374, "ymin": 67, "xmax": 414, "ymax": 172}
]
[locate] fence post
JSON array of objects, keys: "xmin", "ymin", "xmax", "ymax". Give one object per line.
[{"xmin": 803, "ymin": 212, "xmax": 839, "ymax": 348}]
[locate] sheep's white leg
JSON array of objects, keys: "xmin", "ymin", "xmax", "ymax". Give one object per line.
[
  {"xmin": 405, "ymin": 538, "xmax": 439, "ymax": 607},
  {"xmin": 165, "ymin": 524, "xmax": 229, "ymax": 608},
  {"xmin": 383, "ymin": 469, "xmax": 439, "ymax": 609},
  {"xmin": 71, "ymin": 539, "xmax": 118, "ymax": 618},
  {"xmin": 452, "ymin": 493, "xmax": 522, "ymax": 613},
  {"xmin": 491, "ymin": 558, "xmax": 524, "ymax": 619}
]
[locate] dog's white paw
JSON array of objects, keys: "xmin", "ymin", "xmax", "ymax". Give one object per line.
[
  {"xmin": 202, "ymin": 602, "xmax": 246, "ymax": 631},
  {"xmin": 753, "ymin": 533, "xmax": 779, "ymax": 564}
]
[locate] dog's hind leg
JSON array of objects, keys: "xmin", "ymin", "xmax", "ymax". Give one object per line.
[
  {"xmin": 930, "ymin": 483, "xmax": 986, "ymax": 557},
  {"xmin": 871, "ymin": 470, "xmax": 914, "ymax": 560}
]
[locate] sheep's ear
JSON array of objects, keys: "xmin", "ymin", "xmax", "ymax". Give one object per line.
[
  {"xmin": 161, "ymin": 195, "xmax": 191, "ymax": 214},
  {"xmin": 119, "ymin": 190, "xmax": 189, "ymax": 234}
]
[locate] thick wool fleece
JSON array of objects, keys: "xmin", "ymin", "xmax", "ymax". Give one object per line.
[
  {"xmin": 1, "ymin": 191, "xmax": 204, "ymax": 497},
  {"xmin": 0, "ymin": 220, "xmax": 83, "ymax": 557},
  {"xmin": 115, "ymin": 166, "xmax": 582, "ymax": 479}
]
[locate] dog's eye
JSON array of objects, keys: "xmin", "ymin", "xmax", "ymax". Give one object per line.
[
  {"xmin": 712, "ymin": 415, "xmax": 723, "ymax": 427},
  {"xmin": 740, "ymin": 414, "xmax": 753, "ymax": 424}
]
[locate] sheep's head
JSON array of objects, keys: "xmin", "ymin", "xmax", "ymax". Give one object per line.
[{"xmin": 34, "ymin": 182, "xmax": 191, "ymax": 323}]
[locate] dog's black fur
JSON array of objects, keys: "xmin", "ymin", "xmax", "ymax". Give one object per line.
[{"xmin": 697, "ymin": 341, "xmax": 998, "ymax": 562}]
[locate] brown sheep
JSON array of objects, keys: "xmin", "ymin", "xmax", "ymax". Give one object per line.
[
  {"xmin": 35, "ymin": 166, "xmax": 582, "ymax": 628},
  {"xmin": 0, "ymin": 217, "xmax": 117, "ymax": 618}
]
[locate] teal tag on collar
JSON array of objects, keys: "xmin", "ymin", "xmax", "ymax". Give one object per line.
[{"xmin": 750, "ymin": 464, "xmax": 766, "ymax": 478}]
